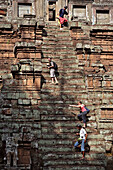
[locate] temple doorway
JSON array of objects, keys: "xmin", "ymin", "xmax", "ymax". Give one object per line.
[{"xmin": 48, "ymin": 1, "xmax": 56, "ymax": 21}]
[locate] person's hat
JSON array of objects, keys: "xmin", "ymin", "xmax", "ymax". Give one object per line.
[{"xmin": 64, "ymin": 6, "xmax": 68, "ymax": 9}]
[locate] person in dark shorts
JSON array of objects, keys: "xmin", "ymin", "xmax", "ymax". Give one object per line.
[{"xmin": 70, "ymin": 101, "xmax": 89, "ymax": 128}]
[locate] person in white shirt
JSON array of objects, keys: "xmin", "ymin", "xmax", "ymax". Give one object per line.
[
  {"xmin": 74, "ymin": 124, "xmax": 87, "ymax": 159},
  {"xmin": 47, "ymin": 58, "xmax": 58, "ymax": 84}
]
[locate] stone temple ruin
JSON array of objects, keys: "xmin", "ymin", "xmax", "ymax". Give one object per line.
[{"xmin": 0, "ymin": 0, "xmax": 113, "ymax": 169}]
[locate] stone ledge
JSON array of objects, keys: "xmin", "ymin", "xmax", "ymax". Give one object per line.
[
  {"xmin": 91, "ymin": 25, "xmax": 113, "ymax": 31},
  {"xmin": 101, "ymin": 106, "xmax": 113, "ymax": 109},
  {"xmin": 99, "ymin": 120, "xmax": 113, "ymax": 123},
  {"xmin": 0, "ymin": 23, "xmax": 11, "ymax": 29},
  {"xmin": 15, "ymin": 42, "xmax": 36, "ymax": 47},
  {"xmin": 20, "ymin": 19, "xmax": 36, "ymax": 26}
]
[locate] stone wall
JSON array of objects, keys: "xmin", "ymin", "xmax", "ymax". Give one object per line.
[{"xmin": 0, "ymin": 1, "xmax": 44, "ymax": 167}]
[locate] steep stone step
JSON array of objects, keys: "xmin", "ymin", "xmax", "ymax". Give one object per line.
[
  {"xmin": 42, "ymin": 152, "xmax": 106, "ymax": 161},
  {"xmin": 55, "ymin": 34, "xmax": 70, "ymax": 37},
  {"xmin": 46, "ymin": 32, "xmax": 70, "ymax": 36},
  {"xmin": 90, "ymin": 146, "xmax": 105, "ymax": 153},
  {"xmin": 43, "ymin": 56, "xmax": 77, "ymax": 60},
  {"xmin": 45, "ymin": 30, "xmax": 70, "ymax": 35},
  {"xmin": 42, "ymin": 41, "xmax": 74, "ymax": 47},
  {"xmin": 46, "ymin": 21, "xmax": 58, "ymax": 25},
  {"xmin": 40, "ymin": 86, "xmax": 86, "ymax": 94},
  {"xmin": 88, "ymin": 133, "xmax": 104, "ymax": 139},
  {"xmin": 43, "ymin": 166, "xmax": 105, "ymax": 170},
  {"xmin": 42, "ymin": 46, "xmax": 74, "ymax": 50},
  {"xmin": 41, "ymin": 74, "xmax": 82, "ymax": 81},
  {"xmin": 42, "ymin": 40, "xmax": 72, "ymax": 45},
  {"xmin": 42, "ymin": 61, "xmax": 79, "ymax": 67},
  {"xmin": 43, "ymin": 41, "xmax": 73, "ymax": 45},
  {"xmin": 43, "ymin": 51, "xmax": 75, "ymax": 54},
  {"xmin": 43, "ymin": 37, "xmax": 72, "ymax": 41},
  {"xmin": 42, "ymin": 57, "xmax": 78, "ymax": 63},
  {"xmin": 43, "ymin": 159, "xmax": 106, "ymax": 167}
]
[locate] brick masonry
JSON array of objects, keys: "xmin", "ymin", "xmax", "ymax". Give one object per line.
[{"xmin": 0, "ymin": 0, "xmax": 113, "ymax": 170}]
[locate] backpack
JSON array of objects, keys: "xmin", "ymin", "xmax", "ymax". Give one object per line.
[
  {"xmin": 59, "ymin": 9, "xmax": 64, "ymax": 17},
  {"xmin": 85, "ymin": 107, "xmax": 90, "ymax": 113},
  {"xmin": 53, "ymin": 61, "xmax": 58, "ymax": 71},
  {"xmin": 77, "ymin": 138, "xmax": 82, "ymax": 144}
]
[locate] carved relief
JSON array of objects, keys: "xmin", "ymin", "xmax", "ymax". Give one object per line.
[{"xmin": 5, "ymin": 136, "xmax": 18, "ymax": 167}]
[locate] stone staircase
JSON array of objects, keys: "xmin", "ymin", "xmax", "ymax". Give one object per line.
[{"xmin": 38, "ymin": 21, "xmax": 107, "ymax": 169}]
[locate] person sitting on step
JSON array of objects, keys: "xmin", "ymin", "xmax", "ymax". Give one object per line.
[
  {"xmin": 70, "ymin": 101, "xmax": 89, "ymax": 128},
  {"xmin": 47, "ymin": 57, "xmax": 58, "ymax": 84},
  {"xmin": 74, "ymin": 124, "xmax": 87, "ymax": 159}
]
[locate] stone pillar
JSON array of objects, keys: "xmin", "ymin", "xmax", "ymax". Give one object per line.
[
  {"xmin": 87, "ymin": 3, "xmax": 92, "ymax": 22},
  {"xmin": 86, "ymin": 3, "xmax": 92, "ymax": 22},
  {"xmin": 110, "ymin": 8, "xmax": 113, "ymax": 24},
  {"xmin": 56, "ymin": 0, "xmax": 61, "ymax": 16},
  {"xmin": 32, "ymin": 1, "xmax": 36, "ymax": 16},
  {"xmin": 61, "ymin": 0, "xmax": 64, "ymax": 7},
  {"xmin": 69, "ymin": 3, "xmax": 72, "ymax": 21},
  {"xmin": 92, "ymin": 7, "xmax": 96, "ymax": 25},
  {"xmin": 12, "ymin": 0, "xmax": 18, "ymax": 18},
  {"xmin": 36, "ymin": 0, "xmax": 44, "ymax": 19},
  {"xmin": 56, "ymin": 0, "xmax": 65, "ymax": 14},
  {"xmin": 66, "ymin": 0, "xmax": 68, "ymax": 6},
  {"xmin": 45, "ymin": 0, "xmax": 48, "ymax": 21}
]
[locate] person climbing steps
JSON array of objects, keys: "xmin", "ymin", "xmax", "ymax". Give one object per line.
[
  {"xmin": 47, "ymin": 57, "xmax": 58, "ymax": 84},
  {"xmin": 73, "ymin": 124, "xmax": 87, "ymax": 159},
  {"xmin": 58, "ymin": 6, "xmax": 69, "ymax": 30},
  {"xmin": 70, "ymin": 101, "xmax": 90, "ymax": 128}
]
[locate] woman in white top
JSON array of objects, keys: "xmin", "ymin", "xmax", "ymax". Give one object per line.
[{"xmin": 74, "ymin": 124, "xmax": 87, "ymax": 159}]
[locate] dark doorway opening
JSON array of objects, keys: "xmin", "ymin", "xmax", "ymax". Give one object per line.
[{"xmin": 49, "ymin": 1, "xmax": 56, "ymax": 21}]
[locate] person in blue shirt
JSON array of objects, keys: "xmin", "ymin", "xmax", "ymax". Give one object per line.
[
  {"xmin": 59, "ymin": 6, "xmax": 68, "ymax": 18},
  {"xmin": 58, "ymin": 6, "xmax": 68, "ymax": 29}
]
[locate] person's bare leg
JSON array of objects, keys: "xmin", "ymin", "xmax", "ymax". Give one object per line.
[
  {"xmin": 55, "ymin": 77, "xmax": 58, "ymax": 84},
  {"xmin": 51, "ymin": 77, "xmax": 54, "ymax": 84},
  {"xmin": 60, "ymin": 23, "xmax": 63, "ymax": 30},
  {"xmin": 82, "ymin": 151, "xmax": 85, "ymax": 159},
  {"xmin": 83, "ymin": 123, "xmax": 86, "ymax": 128}
]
